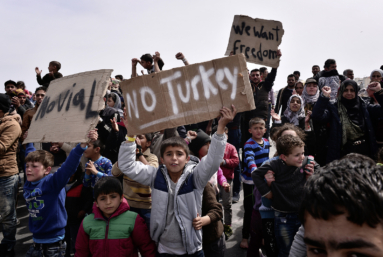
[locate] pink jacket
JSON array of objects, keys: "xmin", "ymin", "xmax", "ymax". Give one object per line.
[{"xmin": 220, "ymin": 143, "xmax": 239, "ymax": 180}]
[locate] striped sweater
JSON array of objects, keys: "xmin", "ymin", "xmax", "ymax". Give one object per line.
[{"xmin": 242, "ymin": 138, "xmax": 270, "ymax": 184}]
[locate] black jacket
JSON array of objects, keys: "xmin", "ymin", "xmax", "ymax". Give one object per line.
[
  {"xmin": 311, "ymin": 91, "xmax": 383, "ymax": 164},
  {"xmin": 275, "ymin": 86, "xmax": 293, "ymax": 116},
  {"xmin": 65, "ymin": 178, "xmax": 93, "ymax": 225},
  {"xmin": 36, "ymin": 72, "xmax": 63, "ymax": 87}
]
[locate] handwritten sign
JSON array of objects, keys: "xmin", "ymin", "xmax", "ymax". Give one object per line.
[
  {"xmin": 119, "ymin": 54, "xmax": 255, "ymax": 135},
  {"xmin": 225, "ymin": 15, "xmax": 284, "ymax": 68},
  {"xmin": 24, "ymin": 69, "xmax": 112, "ymax": 143}
]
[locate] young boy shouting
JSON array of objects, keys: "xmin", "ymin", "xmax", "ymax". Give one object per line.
[
  {"xmin": 252, "ymin": 134, "xmax": 317, "ymax": 257},
  {"xmin": 75, "ymin": 177, "xmax": 156, "ymax": 257},
  {"xmin": 23, "ymin": 130, "xmax": 97, "ymax": 256},
  {"xmin": 241, "ymin": 117, "xmax": 270, "ymax": 249},
  {"xmin": 83, "ymin": 140, "xmax": 112, "ymax": 189},
  {"xmin": 118, "ymin": 105, "xmax": 236, "ymax": 256}
]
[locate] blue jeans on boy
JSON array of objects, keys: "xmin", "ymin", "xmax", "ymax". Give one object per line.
[
  {"xmin": 0, "ymin": 174, "xmax": 19, "ymax": 250},
  {"xmin": 26, "ymin": 241, "xmax": 67, "ymax": 257},
  {"xmin": 227, "ymin": 128, "xmax": 241, "ymax": 194},
  {"xmin": 156, "ymin": 250, "xmax": 204, "ymax": 257},
  {"xmin": 274, "ymin": 211, "xmax": 301, "ymax": 257},
  {"xmin": 129, "ymin": 207, "xmax": 151, "ymax": 232}
]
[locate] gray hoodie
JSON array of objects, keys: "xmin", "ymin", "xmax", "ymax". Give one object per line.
[{"xmin": 118, "ymin": 133, "xmax": 226, "ymax": 254}]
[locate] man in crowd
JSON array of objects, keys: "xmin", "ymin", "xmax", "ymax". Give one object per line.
[
  {"xmin": 312, "ymin": 65, "xmax": 320, "ymax": 77},
  {"xmin": 4, "ymin": 80, "xmax": 26, "ymax": 119},
  {"xmin": 275, "ymin": 74, "xmax": 296, "ymax": 115},
  {"xmin": 21, "ymin": 87, "xmax": 46, "ymax": 142},
  {"xmin": 343, "ymin": 69, "xmax": 354, "ymax": 80},
  {"xmin": 293, "ymin": 71, "xmax": 300, "ymax": 81},
  {"xmin": 316, "ymin": 59, "xmax": 345, "ymax": 103},
  {"xmin": 0, "ymin": 94, "xmax": 22, "ymax": 257}
]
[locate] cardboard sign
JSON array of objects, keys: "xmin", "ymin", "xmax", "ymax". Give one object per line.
[
  {"xmin": 119, "ymin": 54, "xmax": 254, "ymax": 135},
  {"xmin": 24, "ymin": 69, "xmax": 113, "ymax": 143},
  {"xmin": 225, "ymin": 15, "xmax": 284, "ymax": 68}
]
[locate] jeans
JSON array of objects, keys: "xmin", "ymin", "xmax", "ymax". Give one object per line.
[
  {"xmin": 65, "ymin": 223, "xmax": 80, "ymax": 257},
  {"xmin": 0, "ymin": 175, "xmax": 19, "ymax": 250},
  {"xmin": 219, "ymin": 180, "xmax": 232, "ymax": 225},
  {"xmin": 156, "ymin": 250, "xmax": 204, "ymax": 257},
  {"xmin": 203, "ymin": 233, "xmax": 225, "ymax": 257},
  {"xmin": 227, "ymin": 129, "xmax": 241, "ymax": 194},
  {"xmin": 26, "ymin": 241, "xmax": 67, "ymax": 257},
  {"xmin": 129, "ymin": 207, "xmax": 151, "ymax": 232},
  {"xmin": 274, "ymin": 211, "xmax": 301, "ymax": 257}
]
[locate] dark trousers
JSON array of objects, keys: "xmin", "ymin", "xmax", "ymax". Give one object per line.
[
  {"xmin": 26, "ymin": 240, "xmax": 67, "ymax": 257},
  {"xmin": 242, "ymin": 183, "xmax": 254, "ymax": 239},
  {"xmin": 65, "ymin": 223, "xmax": 80, "ymax": 257},
  {"xmin": 247, "ymin": 209, "xmax": 262, "ymax": 257},
  {"xmin": 265, "ymin": 103, "xmax": 272, "ymax": 139},
  {"xmin": 156, "ymin": 250, "xmax": 204, "ymax": 257},
  {"xmin": 203, "ymin": 233, "xmax": 226, "ymax": 257},
  {"xmin": 228, "ymin": 129, "xmax": 241, "ymax": 194},
  {"xmin": 262, "ymin": 218, "xmax": 279, "ymax": 257}
]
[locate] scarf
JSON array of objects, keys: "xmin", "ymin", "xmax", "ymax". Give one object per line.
[
  {"xmin": 301, "ymin": 84, "xmax": 319, "ymax": 106},
  {"xmin": 370, "ymin": 69, "xmax": 383, "ymax": 80},
  {"xmin": 283, "ymin": 95, "xmax": 306, "ymax": 126},
  {"xmin": 337, "ymin": 80, "xmax": 365, "ymax": 145}
]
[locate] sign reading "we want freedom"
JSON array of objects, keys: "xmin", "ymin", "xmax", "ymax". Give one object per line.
[
  {"xmin": 225, "ymin": 15, "xmax": 284, "ymax": 68},
  {"xmin": 120, "ymin": 54, "xmax": 255, "ymax": 135}
]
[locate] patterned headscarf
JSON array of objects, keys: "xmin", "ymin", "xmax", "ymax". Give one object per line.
[
  {"xmin": 301, "ymin": 83, "xmax": 319, "ymax": 106},
  {"xmin": 283, "ymin": 95, "xmax": 306, "ymax": 126}
]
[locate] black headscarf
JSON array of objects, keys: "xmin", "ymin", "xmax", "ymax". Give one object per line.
[{"xmin": 338, "ymin": 80, "xmax": 364, "ymax": 128}]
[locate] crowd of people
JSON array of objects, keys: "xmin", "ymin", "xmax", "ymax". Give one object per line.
[{"xmin": 0, "ymin": 53, "xmax": 383, "ymax": 257}]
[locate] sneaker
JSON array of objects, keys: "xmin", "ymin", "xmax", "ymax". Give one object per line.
[
  {"xmin": 224, "ymin": 224, "xmax": 233, "ymax": 240},
  {"xmin": 232, "ymin": 192, "xmax": 240, "ymax": 203}
]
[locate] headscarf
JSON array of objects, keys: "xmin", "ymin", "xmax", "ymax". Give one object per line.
[
  {"xmin": 109, "ymin": 92, "xmax": 123, "ymax": 117},
  {"xmin": 301, "ymin": 82, "xmax": 319, "ymax": 106},
  {"xmin": 283, "ymin": 95, "xmax": 306, "ymax": 126},
  {"xmin": 337, "ymin": 80, "xmax": 364, "ymax": 145},
  {"xmin": 370, "ymin": 69, "xmax": 383, "ymax": 80}
]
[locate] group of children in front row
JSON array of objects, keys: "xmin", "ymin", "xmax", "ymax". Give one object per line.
[{"xmin": 23, "ymin": 102, "xmax": 381, "ymax": 257}]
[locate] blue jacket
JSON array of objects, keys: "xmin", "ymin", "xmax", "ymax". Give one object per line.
[
  {"xmin": 23, "ymin": 143, "xmax": 85, "ymax": 241},
  {"xmin": 311, "ymin": 91, "xmax": 383, "ymax": 164}
]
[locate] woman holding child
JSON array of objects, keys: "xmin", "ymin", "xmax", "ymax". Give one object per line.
[{"xmin": 311, "ymin": 80, "xmax": 383, "ymax": 163}]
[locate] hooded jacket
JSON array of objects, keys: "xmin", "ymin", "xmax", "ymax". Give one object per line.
[
  {"xmin": 75, "ymin": 198, "xmax": 156, "ymax": 257},
  {"xmin": 118, "ymin": 133, "xmax": 226, "ymax": 254},
  {"xmin": 0, "ymin": 112, "xmax": 21, "ymax": 178}
]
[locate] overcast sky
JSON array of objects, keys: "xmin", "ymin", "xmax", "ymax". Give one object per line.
[{"xmin": 1, "ymin": 0, "xmax": 382, "ymax": 94}]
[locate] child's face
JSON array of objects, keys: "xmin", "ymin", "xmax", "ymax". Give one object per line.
[
  {"xmin": 161, "ymin": 146, "xmax": 190, "ymax": 174},
  {"xmin": 140, "ymin": 60, "xmax": 152, "ymax": 69},
  {"xmin": 48, "ymin": 63, "xmax": 57, "ymax": 72},
  {"xmin": 282, "ymin": 146, "xmax": 305, "ymax": 167},
  {"xmin": 198, "ymin": 142, "xmax": 210, "ymax": 159},
  {"xmin": 84, "ymin": 143, "xmax": 99, "ymax": 160},
  {"xmin": 107, "ymin": 97, "xmax": 115, "ymax": 108},
  {"xmin": 25, "ymin": 161, "xmax": 51, "ymax": 182},
  {"xmin": 249, "ymin": 123, "xmax": 266, "ymax": 140},
  {"xmin": 137, "ymin": 135, "xmax": 151, "ymax": 151},
  {"xmin": 96, "ymin": 193, "xmax": 123, "ymax": 218}
]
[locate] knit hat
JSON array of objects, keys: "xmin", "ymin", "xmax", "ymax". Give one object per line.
[
  {"xmin": 0, "ymin": 94, "xmax": 11, "ymax": 113},
  {"xmin": 188, "ymin": 129, "xmax": 211, "ymax": 157}
]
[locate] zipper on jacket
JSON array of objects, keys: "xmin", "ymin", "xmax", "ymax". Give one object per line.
[
  {"xmin": 175, "ymin": 173, "xmax": 191, "ymax": 254},
  {"xmin": 104, "ymin": 220, "xmax": 109, "ymax": 256}
]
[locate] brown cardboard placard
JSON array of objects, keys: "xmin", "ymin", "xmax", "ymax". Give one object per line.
[
  {"xmin": 119, "ymin": 54, "xmax": 254, "ymax": 135},
  {"xmin": 225, "ymin": 15, "xmax": 284, "ymax": 68},
  {"xmin": 24, "ymin": 69, "xmax": 113, "ymax": 144}
]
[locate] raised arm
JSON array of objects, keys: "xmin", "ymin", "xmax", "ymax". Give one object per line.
[
  {"xmin": 175, "ymin": 52, "xmax": 189, "ymax": 66},
  {"xmin": 311, "ymin": 86, "xmax": 332, "ymax": 123},
  {"xmin": 153, "ymin": 51, "xmax": 161, "ymax": 73},
  {"xmin": 131, "ymin": 58, "xmax": 139, "ymax": 78}
]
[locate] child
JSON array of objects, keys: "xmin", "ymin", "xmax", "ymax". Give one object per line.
[
  {"xmin": 64, "ymin": 166, "xmax": 93, "ymax": 257},
  {"xmin": 252, "ymin": 134, "xmax": 317, "ymax": 257},
  {"xmin": 35, "ymin": 61, "xmax": 63, "ymax": 88},
  {"xmin": 83, "ymin": 140, "xmax": 112, "ymax": 189},
  {"xmin": 241, "ymin": 117, "xmax": 270, "ymax": 249},
  {"xmin": 220, "ymin": 127, "xmax": 239, "ymax": 227},
  {"xmin": 112, "ymin": 133, "xmax": 159, "ymax": 230},
  {"xmin": 118, "ymin": 105, "xmax": 236, "ymax": 256},
  {"xmin": 23, "ymin": 130, "xmax": 97, "ymax": 256},
  {"xmin": 75, "ymin": 177, "xmax": 156, "ymax": 257}
]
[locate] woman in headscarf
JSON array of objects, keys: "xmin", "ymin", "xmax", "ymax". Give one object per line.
[
  {"xmin": 270, "ymin": 94, "xmax": 306, "ymax": 130},
  {"xmin": 311, "ymin": 80, "xmax": 383, "ymax": 164},
  {"xmin": 367, "ymin": 69, "xmax": 383, "ymax": 149},
  {"xmin": 106, "ymin": 92, "xmax": 123, "ymax": 117}
]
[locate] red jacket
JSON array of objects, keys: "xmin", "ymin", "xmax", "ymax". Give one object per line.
[
  {"xmin": 75, "ymin": 198, "xmax": 155, "ymax": 257},
  {"xmin": 220, "ymin": 142, "xmax": 239, "ymax": 180}
]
